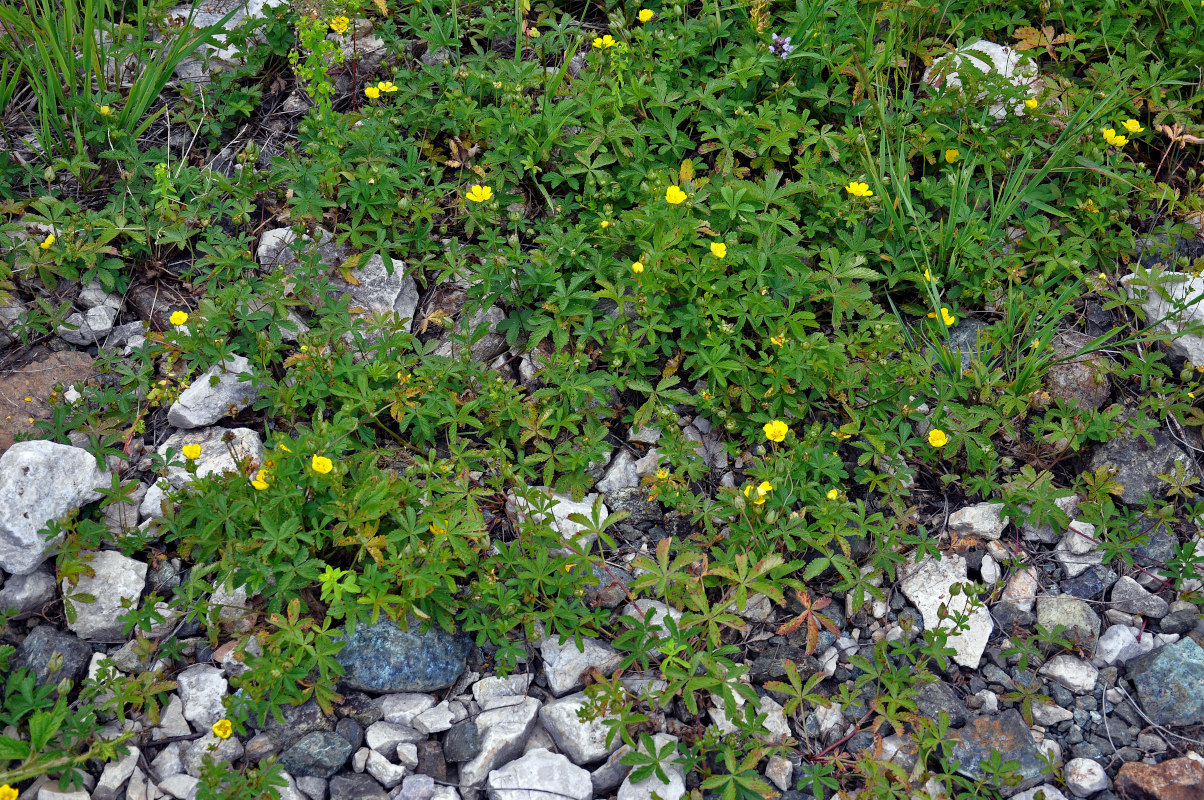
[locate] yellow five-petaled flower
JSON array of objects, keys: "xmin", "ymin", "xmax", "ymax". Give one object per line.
[
  {"xmin": 763, "ymin": 419, "xmax": 788, "ymax": 443},
  {"xmin": 744, "ymin": 481, "xmax": 773, "ymax": 506},
  {"xmin": 329, "ymin": 15, "xmax": 349, "ymax": 34},
  {"xmin": 364, "ymin": 86, "xmax": 381, "ymax": 99},
  {"xmin": 0, "ymin": 783, "xmax": 18, "ymax": 800},
  {"xmin": 311, "ymin": 455, "xmax": 333, "ymax": 474},
  {"xmin": 710, "ymin": 241, "xmax": 727, "ymax": 258},
  {"xmin": 826, "ymin": 489, "xmax": 839, "ymax": 501},
  {"xmin": 39, "ymin": 233, "xmax": 55, "ymax": 250},
  {"xmin": 665, "ymin": 185, "xmax": 687, "ymax": 204},
  {"xmin": 592, "ymin": 34, "xmax": 616, "ymax": 49},
  {"xmin": 1122, "ymin": 118, "xmax": 1144, "ymax": 134},
  {"xmin": 945, "ymin": 149, "xmax": 959, "ymax": 164},
  {"xmin": 100, "ymin": 105, "xmax": 111, "ymax": 116},
  {"xmin": 1025, "ymin": 97, "xmax": 1039, "ymax": 110},
  {"xmin": 928, "ymin": 428, "xmax": 949, "ymax": 448},
  {"xmin": 466, "ymin": 184, "xmax": 493, "ymax": 203},
  {"xmin": 181, "ymin": 444, "xmax": 201, "ymax": 460},
  {"xmin": 639, "ymin": 9, "xmax": 654, "ymax": 22},
  {"xmin": 1102, "ymin": 128, "xmax": 1128, "ymax": 147},
  {"xmin": 631, "ymin": 261, "xmax": 644, "ymax": 274},
  {"xmin": 212, "ymin": 719, "xmax": 233, "ymax": 739},
  {"xmin": 377, "ymin": 80, "xmax": 397, "ymax": 93},
  {"xmin": 251, "ymin": 470, "xmax": 270, "ymax": 490},
  {"xmin": 927, "ymin": 307, "xmax": 955, "ymax": 326},
  {"xmin": 845, "ymin": 181, "xmax": 873, "ymax": 198},
  {"xmin": 170, "ymin": 310, "xmax": 189, "ymax": 326}
]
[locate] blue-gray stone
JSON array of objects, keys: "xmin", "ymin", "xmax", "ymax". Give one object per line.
[
  {"xmin": 278, "ymin": 731, "xmax": 353, "ymax": 778},
  {"xmin": 1060, "ymin": 565, "xmax": 1117, "ymax": 601},
  {"xmin": 329, "ymin": 774, "xmax": 388, "ymax": 800},
  {"xmin": 442, "ymin": 720, "xmax": 481, "ymax": 763},
  {"xmin": 952, "ymin": 710, "xmax": 1044, "ymax": 794},
  {"xmin": 335, "ymin": 616, "xmax": 471, "ymax": 693},
  {"xmin": 1126, "ymin": 637, "xmax": 1204, "ymax": 727},
  {"xmin": 10, "ymin": 625, "xmax": 92, "ymax": 689}
]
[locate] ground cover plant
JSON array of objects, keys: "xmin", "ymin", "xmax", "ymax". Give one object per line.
[{"xmin": 1, "ymin": 0, "xmax": 1204, "ymax": 798}]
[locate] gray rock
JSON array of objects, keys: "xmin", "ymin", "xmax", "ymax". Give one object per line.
[
  {"xmin": 63, "ymin": 550, "xmax": 146, "ymax": 640},
  {"xmin": 591, "ymin": 745, "xmax": 633, "ymax": 795},
  {"xmin": 1110, "ymin": 576, "xmax": 1169, "ymax": 618},
  {"xmin": 335, "ymin": 616, "xmax": 471, "ymax": 694},
  {"xmin": 168, "ymin": 355, "xmax": 260, "ymax": 429},
  {"xmin": 597, "ymin": 450, "xmax": 640, "ymax": 494},
  {"xmin": 157, "ymin": 774, "xmax": 199, "ymax": 800},
  {"xmin": 1160, "ymin": 601, "xmax": 1198, "ymax": 634},
  {"xmin": 0, "ymin": 440, "xmax": 109, "ymax": 575},
  {"xmin": 364, "ymin": 721, "xmax": 423, "ymax": 753},
  {"xmin": 176, "ymin": 665, "xmax": 227, "ymax": 728},
  {"xmin": 1123, "ymin": 270, "xmax": 1204, "ymax": 365},
  {"xmin": 1012, "ymin": 787, "xmax": 1068, "ymax": 800},
  {"xmin": 333, "ymin": 254, "xmax": 419, "ymax": 344},
  {"xmin": 949, "ymin": 502, "xmax": 1009, "ymax": 540},
  {"xmin": 93, "ymin": 747, "xmax": 141, "ymax": 800},
  {"xmin": 59, "ymin": 305, "xmax": 118, "ymax": 345},
  {"xmin": 617, "ymin": 733, "xmax": 685, "ymax": 800},
  {"xmin": 1126, "ymin": 636, "xmax": 1204, "ymax": 727},
  {"xmin": 411, "ymin": 702, "xmax": 455, "ymax": 734},
  {"xmin": 377, "ymin": 693, "xmax": 436, "ymax": 726},
  {"xmin": 1056, "ymin": 522, "xmax": 1102, "ymax": 578},
  {"xmin": 540, "ymin": 634, "xmax": 623, "ymax": 696},
  {"xmin": 1061, "ymin": 565, "xmax": 1117, "ymax": 601},
  {"xmin": 1039, "ymin": 655, "xmax": 1098, "ymax": 694},
  {"xmin": 327, "ymin": 773, "xmax": 388, "ymax": 800},
  {"xmin": 1089, "ymin": 424, "xmax": 1198, "ymax": 506},
  {"xmin": 916, "ymin": 681, "xmax": 970, "ymax": 728},
  {"xmin": 365, "ymin": 750, "xmax": 406, "ymax": 789},
  {"xmin": 1064, "ymin": 757, "xmax": 1108, "ymax": 796},
  {"xmin": 264, "ymin": 698, "xmax": 335, "ymax": 749},
  {"xmin": 1095, "ymin": 625, "xmax": 1159, "ymax": 666},
  {"xmin": 183, "ymin": 732, "xmax": 244, "ymax": 777},
  {"xmin": 951, "ymin": 709, "xmax": 1045, "ymax": 794},
  {"xmin": 457, "ymin": 696, "xmax": 541, "ymax": 787},
  {"xmin": 154, "ymin": 695, "xmax": 192, "ymax": 740},
  {"xmin": 433, "ymin": 304, "xmax": 508, "ymax": 364},
  {"xmin": 103, "ymin": 321, "xmax": 145, "ymax": 349},
  {"xmin": 280, "ymin": 732, "xmax": 355, "ymax": 779},
  {"xmin": 139, "ymin": 482, "xmax": 170, "ymax": 520},
  {"xmin": 336, "ymin": 717, "xmax": 363, "ymax": 751},
  {"xmin": 11, "ymin": 624, "xmax": 92, "ymax": 688},
  {"xmin": 397, "ymin": 774, "xmax": 435, "ymax": 800},
  {"xmin": 487, "ymin": 748, "xmax": 592, "ymax": 800},
  {"xmin": 297, "ymin": 776, "xmax": 328, "ymax": 800},
  {"xmin": 157, "ymin": 427, "xmax": 264, "ymax": 489},
  {"xmin": 0, "ymin": 567, "xmax": 57, "ymax": 613},
  {"xmin": 539, "ymin": 692, "xmax": 620, "ymax": 765},
  {"xmin": 443, "ymin": 720, "xmax": 481, "ymax": 763},
  {"xmin": 1036, "ymin": 595, "xmax": 1100, "ymax": 650},
  {"xmin": 472, "ymin": 674, "xmax": 533, "ymax": 710},
  {"xmin": 900, "ymin": 554, "xmax": 992, "ymax": 668},
  {"xmin": 1000, "ymin": 568, "xmax": 1040, "ymax": 612}
]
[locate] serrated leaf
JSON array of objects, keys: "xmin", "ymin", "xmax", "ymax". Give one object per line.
[{"xmin": 338, "ymin": 253, "xmax": 362, "ymax": 285}]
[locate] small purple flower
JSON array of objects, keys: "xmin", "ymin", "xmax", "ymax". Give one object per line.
[{"xmin": 770, "ymin": 34, "xmax": 794, "ymax": 59}]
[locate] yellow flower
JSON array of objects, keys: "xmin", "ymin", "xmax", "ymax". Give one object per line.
[
  {"xmin": 1102, "ymin": 128, "xmax": 1128, "ymax": 147},
  {"xmin": 640, "ymin": 8, "xmax": 655, "ymax": 22},
  {"xmin": 377, "ymin": 81, "xmax": 398, "ymax": 93},
  {"xmin": 710, "ymin": 241, "xmax": 727, "ymax": 258},
  {"xmin": 279, "ymin": 443, "xmax": 292, "ymax": 452},
  {"xmin": 170, "ymin": 310, "xmax": 189, "ymax": 326},
  {"xmin": 656, "ymin": 468, "xmax": 669, "ymax": 479},
  {"xmin": 1097, "ymin": 272, "xmax": 1107, "ymax": 281},
  {"xmin": 928, "ymin": 428, "xmax": 949, "ymax": 448},
  {"xmin": 665, "ymin": 185, "xmax": 687, "ymax": 204},
  {"xmin": 329, "ymin": 15, "xmax": 349, "ymax": 34},
  {"xmin": 466, "ymin": 184, "xmax": 493, "ymax": 203},
  {"xmin": 826, "ymin": 489, "xmax": 839, "ymax": 501},
  {"xmin": 100, "ymin": 105, "xmax": 111, "ymax": 116},
  {"xmin": 181, "ymin": 444, "xmax": 201, "ymax": 460},
  {"xmin": 311, "ymin": 455, "xmax": 333, "ymax": 474},
  {"xmin": 599, "ymin": 219, "xmax": 610, "ymax": 229},
  {"xmin": 923, "ymin": 268, "xmax": 935, "ymax": 282},
  {"xmin": 364, "ymin": 86, "xmax": 381, "ymax": 99},
  {"xmin": 945, "ymin": 148, "xmax": 959, "ymax": 164},
  {"xmin": 251, "ymin": 471, "xmax": 270, "ymax": 490},
  {"xmin": 592, "ymin": 34, "xmax": 616, "ymax": 49},
  {"xmin": 39, "ymin": 233, "xmax": 54, "ymax": 249},
  {"xmin": 744, "ymin": 481, "xmax": 773, "ymax": 506},
  {"xmin": 631, "ymin": 261, "xmax": 644, "ymax": 274},
  {"xmin": 763, "ymin": 419, "xmax": 788, "ymax": 443},
  {"xmin": 770, "ymin": 334, "xmax": 785, "ymax": 346},
  {"xmin": 1084, "ymin": 199, "xmax": 1100, "ymax": 214},
  {"xmin": 1025, "ymin": 98, "xmax": 1039, "ymax": 110},
  {"xmin": 212, "ymin": 719, "xmax": 233, "ymax": 740},
  {"xmin": 1030, "ymin": 338, "xmax": 1041, "ymax": 350},
  {"xmin": 1122, "ymin": 118, "xmax": 1144, "ymax": 134},
  {"xmin": 845, "ymin": 181, "xmax": 873, "ymax": 198},
  {"xmin": 927, "ymin": 307, "xmax": 955, "ymax": 326},
  {"xmin": 831, "ymin": 429, "xmax": 852, "ymax": 441},
  {"xmin": 0, "ymin": 784, "xmax": 18, "ymax": 800}
]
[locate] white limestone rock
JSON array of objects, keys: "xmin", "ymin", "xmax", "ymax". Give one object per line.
[
  {"xmin": 168, "ymin": 355, "xmax": 260, "ymax": 429},
  {"xmin": 63, "ymin": 550, "xmax": 147, "ymax": 640},
  {"xmin": 157, "ymin": 427, "xmax": 263, "ymax": 489},
  {"xmin": 900, "ymin": 554, "xmax": 993, "ymax": 668},
  {"xmin": 176, "ymin": 665, "xmax": 227, "ymax": 728},
  {"xmin": 616, "ymin": 733, "xmax": 685, "ymax": 800},
  {"xmin": 538, "ymin": 692, "xmax": 621, "ymax": 765},
  {"xmin": 948, "ymin": 502, "xmax": 1009, "ymax": 540},
  {"xmin": 922, "ymin": 40, "xmax": 1038, "ymax": 121},
  {"xmin": 540, "ymin": 634, "xmax": 623, "ymax": 696},
  {"xmin": 487, "ymin": 748, "xmax": 592, "ymax": 800},
  {"xmin": 457, "ymin": 696, "xmax": 542, "ymax": 787}
]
